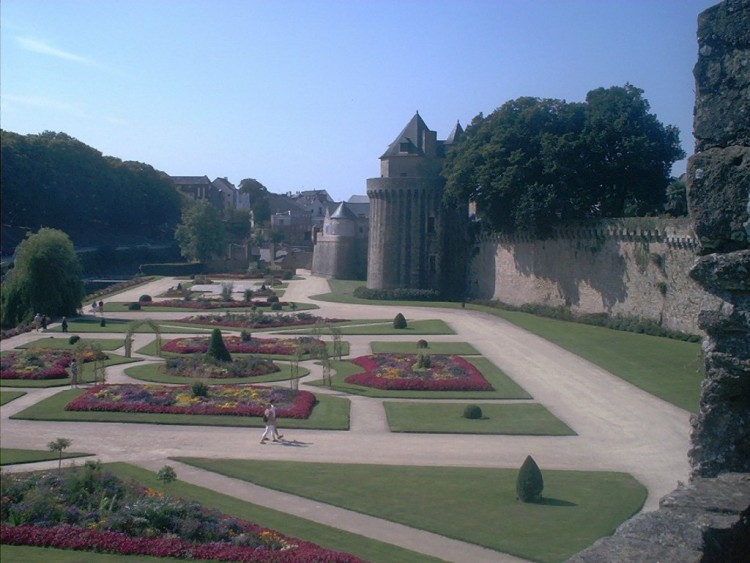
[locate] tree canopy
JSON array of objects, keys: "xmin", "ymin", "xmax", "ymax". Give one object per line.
[
  {"xmin": 1, "ymin": 131, "xmax": 183, "ymax": 249},
  {"xmin": 1, "ymin": 228, "xmax": 85, "ymax": 327},
  {"xmin": 239, "ymin": 178, "xmax": 271, "ymax": 225},
  {"xmin": 174, "ymin": 200, "xmax": 226, "ymax": 263},
  {"xmin": 443, "ymin": 84, "xmax": 685, "ymax": 235}
]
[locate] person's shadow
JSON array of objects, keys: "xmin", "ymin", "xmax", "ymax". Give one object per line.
[{"xmin": 276, "ymin": 439, "xmax": 311, "ymax": 448}]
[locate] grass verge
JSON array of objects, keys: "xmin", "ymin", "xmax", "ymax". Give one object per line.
[
  {"xmin": 370, "ymin": 341, "xmax": 480, "ymax": 355},
  {"xmin": 282, "ymin": 318, "xmax": 455, "ymax": 335},
  {"xmin": 124, "ymin": 361, "xmax": 310, "ymax": 385},
  {"xmin": 0, "ymin": 391, "xmax": 25, "ymax": 405},
  {"xmin": 0, "ymin": 448, "xmax": 93, "ymax": 466},
  {"xmin": 384, "ymin": 402, "xmax": 575, "ymax": 435},
  {"xmin": 174, "ymin": 458, "xmax": 646, "ymax": 563}
]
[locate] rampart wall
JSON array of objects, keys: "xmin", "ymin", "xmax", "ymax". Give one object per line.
[{"xmin": 468, "ymin": 218, "xmax": 722, "ymax": 334}]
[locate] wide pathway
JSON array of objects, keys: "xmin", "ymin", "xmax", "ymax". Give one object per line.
[{"xmin": 0, "ymin": 273, "xmax": 692, "ymax": 562}]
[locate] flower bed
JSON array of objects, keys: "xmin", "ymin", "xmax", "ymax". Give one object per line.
[
  {"xmin": 177, "ymin": 312, "xmax": 349, "ymax": 330},
  {"xmin": 162, "ymin": 335, "xmax": 323, "ymax": 356},
  {"xmin": 142, "ymin": 299, "xmax": 285, "ymax": 310},
  {"xmin": 346, "ymin": 354, "xmax": 494, "ymax": 391},
  {"xmin": 163, "ymin": 356, "xmax": 281, "ymax": 379},
  {"xmin": 0, "ymin": 464, "xmax": 360, "ymax": 562},
  {"xmin": 65, "ymin": 383, "xmax": 316, "ymax": 419},
  {"xmin": 0, "ymin": 348, "xmax": 108, "ymax": 380}
]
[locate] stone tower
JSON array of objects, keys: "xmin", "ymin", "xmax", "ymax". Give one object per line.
[
  {"xmin": 366, "ymin": 113, "xmax": 466, "ymax": 296},
  {"xmin": 311, "ymin": 201, "xmax": 368, "ymax": 280}
]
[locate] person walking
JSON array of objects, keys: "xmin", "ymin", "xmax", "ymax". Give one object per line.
[
  {"xmin": 70, "ymin": 359, "xmax": 79, "ymax": 388},
  {"xmin": 260, "ymin": 399, "xmax": 283, "ymax": 444},
  {"xmin": 33, "ymin": 313, "xmax": 41, "ymax": 332},
  {"xmin": 61, "ymin": 316, "xmax": 68, "ymax": 333}
]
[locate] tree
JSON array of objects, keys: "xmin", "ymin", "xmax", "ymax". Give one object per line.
[
  {"xmin": 174, "ymin": 200, "xmax": 226, "ymax": 262},
  {"xmin": 48, "ymin": 437, "xmax": 72, "ymax": 471},
  {"xmin": 443, "ymin": 84, "xmax": 685, "ymax": 235},
  {"xmin": 206, "ymin": 328, "xmax": 232, "ymax": 362},
  {"xmin": 239, "ymin": 178, "xmax": 271, "ymax": 226},
  {"xmin": 1, "ymin": 228, "xmax": 85, "ymax": 328},
  {"xmin": 516, "ymin": 455, "xmax": 544, "ymax": 502}
]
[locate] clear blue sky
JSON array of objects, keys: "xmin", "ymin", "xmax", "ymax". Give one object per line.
[{"xmin": 1, "ymin": 0, "xmax": 718, "ymax": 202}]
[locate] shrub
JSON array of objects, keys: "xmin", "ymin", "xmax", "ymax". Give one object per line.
[
  {"xmin": 206, "ymin": 328, "xmax": 232, "ymax": 362},
  {"xmin": 191, "ymin": 380, "xmax": 209, "ymax": 397},
  {"xmin": 516, "ymin": 455, "xmax": 544, "ymax": 502},
  {"xmin": 463, "ymin": 404, "xmax": 483, "ymax": 419},
  {"xmin": 353, "ymin": 286, "xmax": 441, "ymax": 301},
  {"xmin": 393, "ymin": 313, "xmax": 407, "ymax": 329},
  {"xmin": 99, "ymin": 318, "xmax": 106, "ymax": 327},
  {"xmin": 157, "ymin": 465, "xmax": 177, "ymax": 484},
  {"xmin": 68, "ymin": 335, "xmax": 81, "ymax": 345},
  {"xmin": 416, "ymin": 353, "xmax": 431, "ymax": 369},
  {"xmin": 271, "ymin": 302, "xmax": 283, "ymax": 311},
  {"xmin": 138, "ymin": 294, "xmax": 152, "ymax": 302},
  {"xmin": 127, "ymin": 302, "xmax": 141, "ymax": 310},
  {"xmin": 417, "ymin": 339, "xmax": 429, "ymax": 349},
  {"xmin": 282, "ymin": 270, "xmax": 294, "ymax": 280},
  {"xmin": 267, "ymin": 295, "xmax": 280, "ymax": 303},
  {"xmin": 240, "ymin": 330, "xmax": 252, "ymax": 342},
  {"xmin": 244, "ymin": 289, "xmax": 254, "ymax": 302}
]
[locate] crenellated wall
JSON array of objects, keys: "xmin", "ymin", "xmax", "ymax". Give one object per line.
[{"xmin": 468, "ymin": 218, "xmax": 722, "ymax": 335}]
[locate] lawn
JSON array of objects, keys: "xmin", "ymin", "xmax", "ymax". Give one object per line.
[
  {"xmin": 0, "ymin": 391, "xmax": 25, "ymax": 405},
  {"xmin": 0, "ymin": 447, "xmax": 93, "ymax": 466},
  {"xmin": 46, "ymin": 317, "xmax": 207, "ymax": 334},
  {"xmin": 135, "ymin": 338, "xmax": 349, "ymax": 359},
  {"xmin": 0, "ymin": 462, "xmax": 439, "ymax": 563},
  {"xmin": 384, "ymin": 401, "xmax": 576, "ymax": 435},
  {"xmin": 174, "ymin": 458, "xmax": 647, "ymax": 563},
  {"xmin": 10, "ymin": 387, "xmax": 351, "ymax": 430},
  {"xmin": 310, "ymin": 356, "xmax": 532, "ymax": 399},
  {"xmin": 370, "ymin": 341, "xmax": 480, "ymax": 355},
  {"xmin": 471, "ymin": 305, "xmax": 704, "ymax": 412},
  {"xmin": 123, "ymin": 361, "xmax": 310, "ymax": 385},
  {"xmin": 283, "ymin": 319, "xmax": 455, "ymax": 335},
  {"xmin": 311, "ymin": 279, "xmax": 465, "ymax": 310},
  {"xmin": 0, "ymin": 353, "xmax": 139, "ymax": 388},
  {"xmin": 18, "ymin": 337, "xmax": 125, "ymax": 351}
]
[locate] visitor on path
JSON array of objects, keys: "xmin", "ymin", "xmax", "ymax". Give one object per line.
[
  {"xmin": 61, "ymin": 317, "xmax": 68, "ymax": 333},
  {"xmin": 70, "ymin": 359, "xmax": 79, "ymax": 388},
  {"xmin": 33, "ymin": 313, "xmax": 41, "ymax": 332},
  {"xmin": 98, "ymin": 300, "xmax": 104, "ymax": 313},
  {"xmin": 260, "ymin": 399, "xmax": 283, "ymax": 444},
  {"xmin": 41, "ymin": 314, "xmax": 48, "ymax": 331},
  {"xmin": 91, "ymin": 302, "xmax": 98, "ymax": 313}
]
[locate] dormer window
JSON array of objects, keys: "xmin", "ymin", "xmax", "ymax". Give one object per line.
[{"xmin": 399, "ymin": 142, "xmax": 410, "ymax": 153}]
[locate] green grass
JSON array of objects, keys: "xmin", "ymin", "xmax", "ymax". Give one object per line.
[
  {"xmin": 46, "ymin": 317, "xmax": 207, "ymax": 334},
  {"xmin": 10, "ymin": 388, "xmax": 351, "ymax": 430},
  {"xmin": 124, "ymin": 361, "xmax": 310, "ymax": 385},
  {"xmin": 175, "ymin": 459, "xmax": 646, "ymax": 563},
  {"xmin": 384, "ymin": 402, "xmax": 575, "ymax": 435},
  {"xmin": 0, "ymin": 447, "xmax": 93, "ymax": 466},
  {"xmin": 103, "ymin": 301, "xmax": 316, "ymax": 313},
  {"xmin": 0, "ymin": 462, "xmax": 438, "ymax": 563},
  {"xmin": 135, "ymin": 339, "xmax": 349, "ymax": 359},
  {"xmin": 0, "ymin": 391, "xmax": 25, "ymax": 405},
  {"xmin": 18, "ymin": 337, "xmax": 125, "ymax": 351},
  {"xmin": 283, "ymin": 318, "xmax": 455, "ymax": 335},
  {"xmin": 311, "ymin": 279, "xmax": 465, "ymax": 310},
  {"xmin": 370, "ymin": 341, "xmax": 480, "ymax": 355},
  {"xmin": 310, "ymin": 356, "xmax": 532, "ymax": 399},
  {"xmin": 471, "ymin": 305, "xmax": 704, "ymax": 412},
  {"xmin": 0, "ymin": 353, "xmax": 140, "ymax": 388}
]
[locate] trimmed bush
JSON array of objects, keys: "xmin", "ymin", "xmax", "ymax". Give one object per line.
[
  {"xmin": 68, "ymin": 335, "xmax": 81, "ymax": 345},
  {"xmin": 206, "ymin": 328, "xmax": 232, "ymax": 363},
  {"xmin": 240, "ymin": 330, "xmax": 252, "ymax": 342},
  {"xmin": 100, "ymin": 318, "xmax": 106, "ymax": 327},
  {"xmin": 416, "ymin": 353, "xmax": 431, "ymax": 369},
  {"xmin": 271, "ymin": 302, "xmax": 283, "ymax": 311},
  {"xmin": 393, "ymin": 313, "xmax": 407, "ymax": 329},
  {"xmin": 244, "ymin": 289, "xmax": 254, "ymax": 302},
  {"xmin": 353, "ymin": 286, "xmax": 441, "ymax": 301},
  {"xmin": 516, "ymin": 455, "xmax": 544, "ymax": 502},
  {"xmin": 463, "ymin": 404, "xmax": 483, "ymax": 419},
  {"xmin": 267, "ymin": 295, "xmax": 280, "ymax": 303},
  {"xmin": 128, "ymin": 302, "xmax": 142, "ymax": 311},
  {"xmin": 417, "ymin": 339, "xmax": 429, "ymax": 349},
  {"xmin": 139, "ymin": 294, "xmax": 152, "ymax": 302},
  {"xmin": 282, "ymin": 270, "xmax": 294, "ymax": 280},
  {"xmin": 191, "ymin": 380, "xmax": 209, "ymax": 398}
]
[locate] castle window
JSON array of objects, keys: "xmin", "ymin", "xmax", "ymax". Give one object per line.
[
  {"xmin": 429, "ymin": 255, "xmax": 437, "ymax": 273},
  {"xmin": 427, "ymin": 216, "xmax": 436, "ymax": 233},
  {"xmin": 399, "ymin": 142, "xmax": 410, "ymax": 153}
]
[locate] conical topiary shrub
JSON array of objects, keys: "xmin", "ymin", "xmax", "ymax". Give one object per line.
[
  {"xmin": 206, "ymin": 328, "xmax": 232, "ymax": 362},
  {"xmin": 516, "ymin": 455, "xmax": 544, "ymax": 502},
  {"xmin": 393, "ymin": 313, "xmax": 407, "ymax": 329}
]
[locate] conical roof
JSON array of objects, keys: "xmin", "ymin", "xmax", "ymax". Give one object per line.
[
  {"xmin": 330, "ymin": 202, "xmax": 358, "ymax": 221},
  {"xmin": 445, "ymin": 121, "xmax": 464, "ymax": 144},
  {"xmin": 380, "ymin": 112, "xmax": 431, "ymax": 158}
]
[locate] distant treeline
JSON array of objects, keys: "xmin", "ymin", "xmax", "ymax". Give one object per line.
[{"xmin": 1, "ymin": 130, "xmax": 184, "ymax": 252}]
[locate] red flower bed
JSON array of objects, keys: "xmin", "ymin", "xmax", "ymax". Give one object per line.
[
  {"xmin": 162, "ymin": 336, "xmax": 323, "ymax": 356},
  {"xmin": 346, "ymin": 354, "xmax": 493, "ymax": 391},
  {"xmin": 176, "ymin": 312, "xmax": 348, "ymax": 330},
  {"xmin": 0, "ymin": 349, "xmax": 106, "ymax": 380},
  {"xmin": 65, "ymin": 383, "xmax": 317, "ymax": 419},
  {"xmin": 142, "ymin": 299, "xmax": 286, "ymax": 310},
  {"xmin": 0, "ymin": 525, "xmax": 361, "ymax": 562}
]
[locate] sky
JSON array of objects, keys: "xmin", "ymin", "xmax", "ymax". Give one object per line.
[{"xmin": 1, "ymin": 0, "xmax": 718, "ymax": 202}]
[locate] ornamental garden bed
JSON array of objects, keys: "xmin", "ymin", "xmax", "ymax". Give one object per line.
[
  {"xmin": 65, "ymin": 384, "xmax": 316, "ymax": 419},
  {"xmin": 346, "ymin": 354, "xmax": 494, "ymax": 391},
  {"xmin": 162, "ymin": 335, "xmax": 325, "ymax": 357},
  {"xmin": 142, "ymin": 299, "xmax": 286, "ymax": 310},
  {"xmin": 0, "ymin": 463, "xmax": 361, "ymax": 562},
  {"xmin": 176, "ymin": 312, "xmax": 349, "ymax": 330},
  {"xmin": 0, "ymin": 348, "xmax": 107, "ymax": 380},
  {"xmin": 162, "ymin": 356, "xmax": 281, "ymax": 379}
]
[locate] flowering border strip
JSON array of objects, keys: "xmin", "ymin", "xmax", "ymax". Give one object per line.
[
  {"xmin": 161, "ymin": 336, "xmax": 324, "ymax": 356},
  {"xmin": 65, "ymin": 384, "xmax": 317, "ymax": 419},
  {"xmin": 0, "ymin": 349, "xmax": 106, "ymax": 380},
  {"xmin": 142, "ymin": 299, "xmax": 287, "ymax": 310},
  {"xmin": 346, "ymin": 354, "xmax": 494, "ymax": 391},
  {"xmin": 175, "ymin": 314, "xmax": 349, "ymax": 330},
  {"xmin": 0, "ymin": 523, "xmax": 361, "ymax": 562}
]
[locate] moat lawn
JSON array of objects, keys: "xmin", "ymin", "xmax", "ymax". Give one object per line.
[{"xmin": 174, "ymin": 458, "xmax": 647, "ymax": 563}]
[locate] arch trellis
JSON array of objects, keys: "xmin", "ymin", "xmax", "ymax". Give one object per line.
[{"xmin": 124, "ymin": 319, "xmax": 162, "ymax": 358}]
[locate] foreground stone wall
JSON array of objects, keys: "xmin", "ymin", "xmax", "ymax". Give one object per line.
[{"xmin": 469, "ymin": 218, "xmax": 720, "ymax": 335}]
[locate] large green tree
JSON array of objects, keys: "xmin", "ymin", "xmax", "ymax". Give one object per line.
[
  {"xmin": 239, "ymin": 178, "xmax": 271, "ymax": 225},
  {"xmin": 443, "ymin": 84, "xmax": 684, "ymax": 235},
  {"xmin": 174, "ymin": 200, "xmax": 226, "ymax": 263},
  {"xmin": 1, "ymin": 228, "xmax": 85, "ymax": 328}
]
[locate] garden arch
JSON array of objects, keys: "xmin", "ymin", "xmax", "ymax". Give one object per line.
[{"xmin": 124, "ymin": 319, "xmax": 162, "ymax": 358}]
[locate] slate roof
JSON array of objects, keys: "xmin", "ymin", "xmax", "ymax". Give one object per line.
[
  {"xmin": 171, "ymin": 175, "xmax": 211, "ymax": 186},
  {"xmin": 380, "ymin": 112, "xmax": 431, "ymax": 158},
  {"xmin": 330, "ymin": 202, "xmax": 359, "ymax": 221}
]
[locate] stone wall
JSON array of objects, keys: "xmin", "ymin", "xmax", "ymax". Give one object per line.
[{"xmin": 469, "ymin": 218, "xmax": 720, "ymax": 335}]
